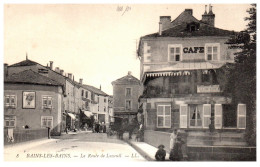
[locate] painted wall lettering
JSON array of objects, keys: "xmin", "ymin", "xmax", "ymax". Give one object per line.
[{"xmin": 183, "ymin": 47, "xmax": 204, "ymax": 53}]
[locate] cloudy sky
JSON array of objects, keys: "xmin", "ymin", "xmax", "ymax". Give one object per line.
[{"xmin": 4, "ymin": 3, "xmax": 250, "ymax": 95}]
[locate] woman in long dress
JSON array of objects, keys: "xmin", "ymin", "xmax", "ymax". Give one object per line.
[{"xmin": 170, "ymin": 129, "xmax": 178, "ymax": 150}]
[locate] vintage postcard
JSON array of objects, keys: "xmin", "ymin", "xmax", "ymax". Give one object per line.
[{"xmin": 2, "ymin": 1, "xmax": 257, "ymax": 165}]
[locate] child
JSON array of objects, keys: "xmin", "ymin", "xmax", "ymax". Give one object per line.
[{"xmin": 155, "ymin": 144, "xmax": 166, "ymax": 161}]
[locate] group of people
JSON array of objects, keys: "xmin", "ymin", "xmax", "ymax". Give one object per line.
[
  {"xmin": 155, "ymin": 129, "xmax": 187, "ymax": 161},
  {"xmin": 93, "ymin": 122, "xmax": 106, "ymax": 133}
]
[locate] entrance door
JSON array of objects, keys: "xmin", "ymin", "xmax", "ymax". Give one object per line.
[
  {"xmin": 189, "ymin": 104, "xmax": 203, "ymax": 128},
  {"xmin": 223, "ymin": 104, "xmax": 237, "ymax": 128}
]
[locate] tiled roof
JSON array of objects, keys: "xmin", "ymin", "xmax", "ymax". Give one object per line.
[
  {"xmin": 9, "ymin": 59, "xmax": 39, "ymax": 67},
  {"xmin": 82, "ymin": 84, "xmax": 108, "ymax": 96},
  {"xmin": 143, "ymin": 22, "xmax": 236, "ymax": 38},
  {"xmin": 5, "ymin": 70, "xmax": 62, "ymax": 86},
  {"xmin": 112, "ymin": 74, "xmax": 141, "ymax": 85}
]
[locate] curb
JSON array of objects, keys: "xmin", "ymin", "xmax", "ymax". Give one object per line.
[{"xmin": 124, "ymin": 139, "xmax": 154, "ymax": 161}]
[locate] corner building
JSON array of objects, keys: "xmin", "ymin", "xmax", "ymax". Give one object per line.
[{"xmin": 138, "ymin": 7, "xmax": 247, "ymax": 148}]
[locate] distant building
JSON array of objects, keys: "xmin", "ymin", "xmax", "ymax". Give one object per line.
[
  {"xmin": 4, "ymin": 70, "xmax": 63, "ymax": 135},
  {"xmin": 112, "ymin": 71, "xmax": 142, "ymax": 122}
]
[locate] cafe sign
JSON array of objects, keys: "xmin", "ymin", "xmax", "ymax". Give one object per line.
[{"xmin": 197, "ymin": 85, "xmax": 221, "ymax": 93}]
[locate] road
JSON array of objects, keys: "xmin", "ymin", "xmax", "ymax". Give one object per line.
[{"xmin": 4, "ymin": 131, "xmax": 146, "ymax": 162}]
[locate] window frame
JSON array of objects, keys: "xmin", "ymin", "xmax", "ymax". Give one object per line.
[
  {"xmin": 42, "ymin": 95, "xmax": 53, "ymax": 109},
  {"xmin": 125, "ymin": 87, "xmax": 132, "ymax": 96},
  {"xmin": 41, "ymin": 116, "xmax": 53, "ymax": 128},
  {"xmin": 168, "ymin": 44, "xmax": 183, "ymax": 62},
  {"xmin": 125, "ymin": 99, "xmax": 132, "ymax": 110},
  {"xmin": 157, "ymin": 104, "xmax": 171, "ymax": 128},
  {"xmin": 4, "ymin": 115, "xmax": 16, "ymax": 128},
  {"xmin": 205, "ymin": 43, "xmax": 220, "ymax": 61},
  {"xmin": 5, "ymin": 95, "xmax": 17, "ymax": 108}
]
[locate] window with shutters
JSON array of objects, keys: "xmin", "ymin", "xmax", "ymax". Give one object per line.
[
  {"xmin": 168, "ymin": 44, "xmax": 182, "ymax": 62},
  {"xmin": 180, "ymin": 104, "xmax": 188, "ymax": 128},
  {"xmin": 41, "ymin": 116, "xmax": 53, "ymax": 128},
  {"xmin": 5, "ymin": 95, "xmax": 16, "ymax": 108},
  {"xmin": 4, "ymin": 115, "xmax": 16, "ymax": 128},
  {"xmin": 157, "ymin": 105, "xmax": 171, "ymax": 128},
  {"xmin": 205, "ymin": 43, "xmax": 220, "ymax": 61},
  {"xmin": 203, "ymin": 104, "xmax": 211, "ymax": 128},
  {"xmin": 42, "ymin": 96, "xmax": 52, "ymax": 109},
  {"xmin": 189, "ymin": 105, "xmax": 203, "ymax": 128},
  {"xmin": 237, "ymin": 104, "xmax": 246, "ymax": 129}
]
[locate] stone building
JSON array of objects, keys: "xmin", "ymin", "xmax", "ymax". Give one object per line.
[
  {"xmin": 137, "ymin": 5, "xmax": 247, "ymax": 150},
  {"xmin": 112, "ymin": 72, "xmax": 142, "ymax": 123},
  {"xmin": 4, "ymin": 70, "xmax": 63, "ymax": 135}
]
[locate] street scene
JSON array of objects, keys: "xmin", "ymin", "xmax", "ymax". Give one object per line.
[{"xmin": 3, "ymin": 3, "xmax": 256, "ymax": 163}]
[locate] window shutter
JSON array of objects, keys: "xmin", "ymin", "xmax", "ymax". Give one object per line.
[
  {"xmin": 214, "ymin": 104, "xmax": 222, "ymax": 129},
  {"xmin": 237, "ymin": 104, "xmax": 246, "ymax": 129},
  {"xmin": 203, "ymin": 104, "xmax": 211, "ymax": 128},
  {"xmin": 180, "ymin": 104, "xmax": 188, "ymax": 128}
]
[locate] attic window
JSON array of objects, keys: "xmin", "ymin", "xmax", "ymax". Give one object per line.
[
  {"xmin": 190, "ymin": 25, "xmax": 196, "ymax": 32},
  {"xmin": 187, "ymin": 22, "xmax": 200, "ymax": 32}
]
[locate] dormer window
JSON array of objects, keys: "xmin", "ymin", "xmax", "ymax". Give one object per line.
[
  {"xmin": 186, "ymin": 22, "xmax": 200, "ymax": 32},
  {"xmin": 168, "ymin": 44, "xmax": 182, "ymax": 62}
]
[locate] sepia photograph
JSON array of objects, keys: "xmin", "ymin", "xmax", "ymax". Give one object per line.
[{"xmin": 2, "ymin": 0, "xmax": 257, "ymax": 164}]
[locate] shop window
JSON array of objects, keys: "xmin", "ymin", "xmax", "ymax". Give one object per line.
[
  {"xmin": 126, "ymin": 100, "xmax": 132, "ymax": 110},
  {"xmin": 189, "ymin": 105, "xmax": 203, "ymax": 128},
  {"xmin": 4, "ymin": 116, "xmax": 16, "ymax": 128},
  {"xmin": 168, "ymin": 44, "xmax": 182, "ymax": 62},
  {"xmin": 157, "ymin": 105, "xmax": 171, "ymax": 128},
  {"xmin": 41, "ymin": 116, "xmax": 53, "ymax": 128},
  {"xmin": 5, "ymin": 95, "xmax": 16, "ymax": 108},
  {"xmin": 205, "ymin": 43, "xmax": 220, "ymax": 61},
  {"xmin": 42, "ymin": 96, "xmax": 52, "ymax": 109}
]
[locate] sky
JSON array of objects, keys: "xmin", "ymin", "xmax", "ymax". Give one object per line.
[{"xmin": 4, "ymin": 3, "xmax": 251, "ymax": 95}]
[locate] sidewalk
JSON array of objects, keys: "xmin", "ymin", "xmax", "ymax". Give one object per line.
[{"xmin": 124, "ymin": 134, "xmax": 170, "ymax": 161}]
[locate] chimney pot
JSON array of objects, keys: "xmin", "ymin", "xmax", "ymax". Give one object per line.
[
  {"xmin": 55, "ymin": 67, "xmax": 60, "ymax": 73},
  {"xmin": 128, "ymin": 71, "xmax": 132, "ymax": 75},
  {"xmin": 49, "ymin": 61, "xmax": 53, "ymax": 70},
  {"xmin": 60, "ymin": 70, "xmax": 64, "ymax": 75},
  {"xmin": 79, "ymin": 78, "xmax": 83, "ymax": 84},
  {"xmin": 68, "ymin": 73, "xmax": 72, "ymax": 79}
]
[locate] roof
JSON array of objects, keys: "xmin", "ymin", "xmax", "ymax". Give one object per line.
[
  {"xmin": 112, "ymin": 74, "xmax": 141, "ymax": 85},
  {"xmin": 171, "ymin": 9, "xmax": 199, "ymax": 27},
  {"xmin": 81, "ymin": 84, "xmax": 108, "ymax": 96},
  {"xmin": 4, "ymin": 70, "xmax": 62, "ymax": 86},
  {"xmin": 143, "ymin": 22, "xmax": 236, "ymax": 38},
  {"xmin": 9, "ymin": 59, "xmax": 39, "ymax": 67}
]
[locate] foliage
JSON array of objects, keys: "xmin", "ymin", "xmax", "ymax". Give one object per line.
[{"xmin": 223, "ymin": 4, "xmax": 256, "ymax": 146}]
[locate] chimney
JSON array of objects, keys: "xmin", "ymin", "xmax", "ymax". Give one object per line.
[
  {"xmin": 55, "ymin": 67, "xmax": 60, "ymax": 73},
  {"xmin": 100, "ymin": 85, "xmax": 101, "ymax": 90},
  {"xmin": 60, "ymin": 69, "xmax": 64, "ymax": 75},
  {"xmin": 159, "ymin": 22, "xmax": 162, "ymax": 35},
  {"xmin": 49, "ymin": 61, "xmax": 53, "ymax": 70},
  {"xmin": 73, "ymin": 75, "xmax": 74, "ymax": 81},
  {"xmin": 201, "ymin": 4, "xmax": 215, "ymax": 27},
  {"xmin": 79, "ymin": 78, "xmax": 83, "ymax": 85},
  {"xmin": 185, "ymin": 9, "xmax": 193, "ymax": 15},
  {"xmin": 68, "ymin": 73, "xmax": 72, "ymax": 79},
  {"xmin": 128, "ymin": 71, "xmax": 132, "ymax": 75},
  {"xmin": 4, "ymin": 63, "xmax": 8, "ymax": 77},
  {"xmin": 159, "ymin": 16, "xmax": 171, "ymax": 31}
]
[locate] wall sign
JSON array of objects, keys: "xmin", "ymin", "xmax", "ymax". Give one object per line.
[
  {"xmin": 197, "ymin": 85, "xmax": 221, "ymax": 93},
  {"xmin": 183, "ymin": 47, "xmax": 204, "ymax": 53},
  {"xmin": 23, "ymin": 91, "xmax": 36, "ymax": 108}
]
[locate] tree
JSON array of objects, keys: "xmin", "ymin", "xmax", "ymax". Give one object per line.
[{"xmin": 223, "ymin": 4, "xmax": 256, "ymax": 146}]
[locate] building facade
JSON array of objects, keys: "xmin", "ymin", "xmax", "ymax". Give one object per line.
[
  {"xmin": 4, "ymin": 70, "xmax": 63, "ymax": 135},
  {"xmin": 137, "ymin": 6, "xmax": 247, "ymax": 146},
  {"xmin": 112, "ymin": 72, "xmax": 142, "ymax": 122}
]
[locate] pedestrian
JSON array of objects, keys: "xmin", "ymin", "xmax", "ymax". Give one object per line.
[
  {"xmin": 65, "ymin": 124, "xmax": 68, "ymax": 134},
  {"xmin": 155, "ymin": 144, "xmax": 166, "ymax": 161},
  {"xmin": 170, "ymin": 135, "xmax": 184, "ymax": 161},
  {"xmin": 170, "ymin": 129, "xmax": 178, "ymax": 151}
]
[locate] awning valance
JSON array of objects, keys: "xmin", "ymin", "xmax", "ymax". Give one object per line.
[
  {"xmin": 83, "ymin": 111, "xmax": 93, "ymax": 117},
  {"xmin": 67, "ymin": 113, "xmax": 76, "ymax": 120}
]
